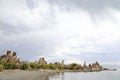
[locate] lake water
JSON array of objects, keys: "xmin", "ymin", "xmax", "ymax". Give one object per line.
[{"xmin": 49, "ymin": 70, "xmax": 120, "ymax": 80}]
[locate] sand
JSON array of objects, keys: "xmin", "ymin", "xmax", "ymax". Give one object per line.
[{"xmin": 0, "ymin": 70, "xmax": 52, "ymax": 80}]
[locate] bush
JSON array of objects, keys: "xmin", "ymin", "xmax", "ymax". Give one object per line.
[
  {"xmin": 9, "ymin": 62, "xmax": 19, "ymax": 69},
  {"xmin": 21, "ymin": 62, "xmax": 30, "ymax": 70},
  {"xmin": 0, "ymin": 64, "xmax": 3, "ymax": 71},
  {"xmin": 0, "ymin": 61, "xmax": 6, "ymax": 66},
  {"xmin": 30, "ymin": 62, "xmax": 36, "ymax": 69},
  {"xmin": 47, "ymin": 63, "xmax": 58, "ymax": 70},
  {"xmin": 4, "ymin": 62, "xmax": 19, "ymax": 69},
  {"xmin": 65, "ymin": 63, "xmax": 80, "ymax": 70},
  {"xmin": 37, "ymin": 64, "xmax": 47, "ymax": 69},
  {"xmin": 73, "ymin": 65, "xmax": 80, "ymax": 70}
]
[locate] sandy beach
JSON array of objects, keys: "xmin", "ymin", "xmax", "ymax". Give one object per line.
[{"xmin": 0, "ymin": 70, "xmax": 53, "ymax": 80}]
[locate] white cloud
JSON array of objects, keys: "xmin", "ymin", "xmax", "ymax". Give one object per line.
[
  {"xmin": 49, "ymin": 8, "xmax": 120, "ymax": 64},
  {"xmin": 0, "ymin": 0, "xmax": 120, "ymax": 64}
]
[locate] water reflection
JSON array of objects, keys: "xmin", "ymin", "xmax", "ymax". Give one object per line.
[
  {"xmin": 49, "ymin": 72, "xmax": 64, "ymax": 80},
  {"xmin": 61, "ymin": 72, "xmax": 64, "ymax": 80},
  {"xmin": 49, "ymin": 71, "xmax": 120, "ymax": 80}
]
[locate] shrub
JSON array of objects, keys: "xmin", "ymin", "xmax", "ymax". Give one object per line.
[
  {"xmin": 21, "ymin": 62, "xmax": 30, "ymax": 70},
  {"xmin": 37, "ymin": 64, "xmax": 47, "ymax": 69},
  {"xmin": 30, "ymin": 62, "xmax": 36, "ymax": 69},
  {"xmin": 73, "ymin": 65, "xmax": 80, "ymax": 70},
  {"xmin": 4, "ymin": 62, "xmax": 19, "ymax": 69},
  {"xmin": 0, "ymin": 61, "xmax": 6, "ymax": 66},
  {"xmin": 9, "ymin": 62, "xmax": 19, "ymax": 69},
  {"xmin": 47, "ymin": 63, "xmax": 58, "ymax": 69},
  {"xmin": 65, "ymin": 63, "xmax": 80, "ymax": 70},
  {"xmin": 0, "ymin": 64, "xmax": 3, "ymax": 71}
]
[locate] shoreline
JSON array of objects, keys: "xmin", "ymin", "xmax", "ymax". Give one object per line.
[{"xmin": 0, "ymin": 69, "xmax": 116, "ymax": 80}]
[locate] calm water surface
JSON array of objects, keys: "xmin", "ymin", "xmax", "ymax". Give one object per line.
[{"xmin": 49, "ymin": 70, "xmax": 120, "ymax": 80}]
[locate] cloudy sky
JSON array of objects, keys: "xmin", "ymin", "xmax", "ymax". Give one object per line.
[{"xmin": 0, "ymin": 0, "xmax": 120, "ymax": 64}]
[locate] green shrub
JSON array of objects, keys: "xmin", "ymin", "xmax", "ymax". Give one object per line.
[
  {"xmin": 64, "ymin": 63, "xmax": 80, "ymax": 70},
  {"xmin": 21, "ymin": 62, "xmax": 30, "ymax": 70},
  {"xmin": 4, "ymin": 62, "xmax": 19, "ymax": 69},
  {"xmin": 73, "ymin": 65, "xmax": 80, "ymax": 70},
  {"xmin": 47, "ymin": 63, "xmax": 58, "ymax": 69},
  {"xmin": 0, "ymin": 61, "xmax": 6, "ymax": 65},
  {"xmin": 0, "ymin": 64, "xmax": 3, "ymax": 71},
  {"xmin": 37, "ymin": 64, "xmax": 47, "ymax": 69},
  {"xmin": 4, "ymin": 62, "xmax": 10, "ymax": 69},
  {"xmin": 9, "ymin": 62, "xmax": 19, "ymax": 69},
  {"xmin": 30, "ymin": 62, "xmax": 36, "ymax": 69}
]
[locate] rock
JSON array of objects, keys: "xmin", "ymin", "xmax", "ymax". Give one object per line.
[
  {"xmin": 90, "ymin": 62, "xmax": 102, "ymax": 71},
  {"xmin": 13, "ymin": 52, "xmax": 16, "ymax": 56},
  {"xmin": 82, "ymin": 61, "xmax": 103, "ymax": 71},
  {"xmin": 38, "ymin": 57, "xmax": 47, "ymax": 65},
  {"xmin": 61, "ymin": 60, "xmax": 64, "ymax": 69},
  {"xmin": 0, "ymin": 51, "xmax": 20, "ymax": 63}
]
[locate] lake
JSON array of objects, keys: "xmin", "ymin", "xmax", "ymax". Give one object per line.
[{"xmin": 49, "ymin": 70, "xmax": 120, "ymax": 80}]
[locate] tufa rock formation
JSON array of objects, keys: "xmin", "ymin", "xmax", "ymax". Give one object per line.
[
  {"xmin": 91, "ymin": 61, "xmax": 102, "ymax": 71},
  {"xmin": 83, "ymin": 61, "xmax": 103, "ymax": 71},
  {"xmin": 38, "ymin": 57, "xmax": 47, "ymax": 65},
  {"xmin": 0, "ymin": 50, "xmax": 20, "ymax": 63}
]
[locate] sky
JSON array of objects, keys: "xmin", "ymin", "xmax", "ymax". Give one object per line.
[{"xmin": 0, "ymin": 0, "xmax": 120, "ymax": 64}]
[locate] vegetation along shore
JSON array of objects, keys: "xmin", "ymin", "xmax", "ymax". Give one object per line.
[{"xmin": 0, "ymin": 50, "xmax": 109, "ymax": 72}]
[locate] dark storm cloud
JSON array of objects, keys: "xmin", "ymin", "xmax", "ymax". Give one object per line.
[
  {"xmin": 25, "ymin": 0, "xmax": 35, "ymax": 10},
  {"xmin": 48, "ymin": 0, "xmax": 120, "ymax": 13},
  {"xmin": 0, "ymin": 21, "xmax": 32, "ymax": 35},
  {"xmin": 1, "ymin": 0, "xmax": 119, "ymax": 35}
]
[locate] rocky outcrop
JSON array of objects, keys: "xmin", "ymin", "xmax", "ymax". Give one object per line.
[
  {"xmin": 83, "ymin": 61, "xmax": 103, "ymax": 71},
  {"xmin": 38, "ymin": 57, "xmax": 47, "ymax": 65},
  {"xmin": 61, "ymin": 60, "xmax": 64, "ymax": 69},
  {"xmin": 0, "ymin": 50, "xmax": 20, "ymax": 63},
  {"xmin": 83, "ymin": 62, "xmax": 88, "ymax": 71}
]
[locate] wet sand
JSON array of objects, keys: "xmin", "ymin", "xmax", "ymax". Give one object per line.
[{"xmin": 0, "ymin": 70, "xmax": 52, "ymax": 80}]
